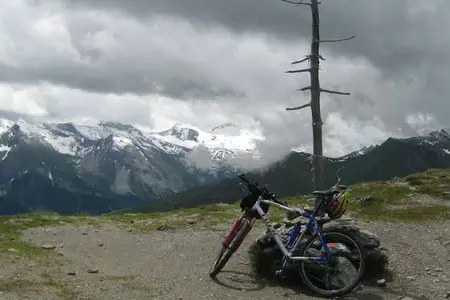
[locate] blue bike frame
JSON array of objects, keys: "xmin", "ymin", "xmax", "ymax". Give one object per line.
[{"xmin": 250, "ymin": 196, "xmax": 331, "ymax": 262}]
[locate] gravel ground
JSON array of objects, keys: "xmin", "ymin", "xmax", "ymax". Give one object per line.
[{"xmin": 1, "ymin": 219, "xmax": 449, "ymax": 300}]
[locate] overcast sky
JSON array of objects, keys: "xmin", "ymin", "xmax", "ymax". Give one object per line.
[{"xmin": 0, "ymin": 0, "xmax": 448, "ymax": 163}]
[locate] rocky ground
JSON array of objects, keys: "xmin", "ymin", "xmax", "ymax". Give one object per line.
[{"xmin": 0, "ymin": 216, "xmax": 449, "ymax": 300}]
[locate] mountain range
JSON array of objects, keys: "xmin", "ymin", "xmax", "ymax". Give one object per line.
[
  {"xmin": 0, "ymin": 114, "xmax": 263, "ymax": 214},
  {"xmin": 133, "ymin": 129, "xmax": 450, "ymax": 213},
  {"xmin": 0, "ymin": 111, "xmax": 449, "ymax": 215}
]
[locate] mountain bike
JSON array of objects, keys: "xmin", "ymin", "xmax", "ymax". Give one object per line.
[{"xmin": 209, "ymin": 173, "xmax": 366, "ymax": 298}]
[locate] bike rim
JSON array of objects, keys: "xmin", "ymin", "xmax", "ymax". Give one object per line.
[{"xmin": 300, "ymin": 232, "xmax": 364, "ymax": 294}]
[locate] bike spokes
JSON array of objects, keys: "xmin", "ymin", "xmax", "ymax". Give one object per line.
[{"xmin": 299, "ymin": 231, "xmax": 365, "ymax": 296}]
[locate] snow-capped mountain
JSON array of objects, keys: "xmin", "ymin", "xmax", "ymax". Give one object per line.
[
  {"xmin": 0, "ymin": 115, "xmax": 263, "ymax": 214},
  {"xmin": 146, "ymin": 128, "xmax": 450, "ymax": 212},
  {"xmin": 0, "ymin": 118, "xmax": 263, "ymax": 161}
]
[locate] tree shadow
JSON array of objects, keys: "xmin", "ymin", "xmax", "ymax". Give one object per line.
[{"xmin": 210, "ymin": 270, "xmax": 266, "ymax": 291}]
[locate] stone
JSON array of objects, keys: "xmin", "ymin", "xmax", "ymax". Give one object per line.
[
  {"xmin": 376, "ymin": 278, "xmax": 386, "ymax": 287},
  {"xmin": 156, "ymin": 225, "xmax": 175, "ymax": 231},
  {"xmin": 87, "ymin": 268, "xmax": 99, "ymax": 274},
  {"xmin": 357, "ymin": 230, "xmax": 381, "ymax": 249},
  {"xmin": 41, "ymin": 244, "xmax": 56, "ymax": 250}
]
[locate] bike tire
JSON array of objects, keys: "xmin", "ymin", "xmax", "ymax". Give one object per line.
[
  {"xmin": 297, "ymin": 227, "xmax": 366, "ymax": 298},
  {"xmin": 209, "ymin": 217, "xmax": 251, "ymax": 278}
]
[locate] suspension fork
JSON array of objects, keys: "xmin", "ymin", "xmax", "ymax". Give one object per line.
[{"xmin": 222, "ymin": 211, "xmax": 248, "ymax": 247}]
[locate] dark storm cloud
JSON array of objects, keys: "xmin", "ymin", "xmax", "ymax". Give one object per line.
[
  {"xmin": 47, "ymin": 0, "xmax": 450, "ymax": 126},
  {"xmin": 0, "ymin": 64, "xmax": 239, "ymax": 99},
  {"xmin": 2, "ymin": 0, "xmax": 450, "ymax": 163},
  {"xmin": 57, "ymin": 0, "xmax": 449, "ymax": 74}
]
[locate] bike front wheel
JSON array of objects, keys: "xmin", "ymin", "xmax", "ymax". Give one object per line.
[
  {"xmin": 209, "ymin": 217, "xmax": 252, "ymax": 278},
  {"xmin": 297, "ymin": 227, "xmax": 366, "ymax": 298}
]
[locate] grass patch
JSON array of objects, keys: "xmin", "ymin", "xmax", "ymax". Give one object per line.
[
  {"xmin": 108, "ymin": 168, "xmax": 450, "ymax": 227},
  {"xmin": 342, "ymin": 169, "xmax": 450, "ymax": 222},
  {"xmin": 0, "ymin": 274, "xmax": 79, "ymax": 300},
  {"xmin": 105, "ymin": 202, "xmax": 242, "ymax": 232},
  {"xmin": 405, "ymin": 168, "xmax": 450, "ymax": 200},
  {"xmin": 40, "ymin": 272, "xmax": 80, "ymax": 300},
  {"xmin": 0, "ymin": 211, "xmax": 100, "ymax": 258},
  {"xmin": 0, "ymin": 212, "xmax": 71, "ymax": 258}
]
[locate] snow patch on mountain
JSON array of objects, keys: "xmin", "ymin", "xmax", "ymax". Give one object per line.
[
  {"xmin": 149, "ymin": 122, "xmax": 265, "ymax": 160},
  {"xmin": 0, "ymin": 144, "xmax": 12, "ymax": 161},
  {"xmin": 112, "ymin": 136, "xmax": 133, "ymax": 150},
  {"xmin": 0, "ymin": 116, "xmax": 265, "ymax": 170},
  {"xmin": 416, "ymin": 128, "xmax": 450, "ymax": 146},
  {"xmin": 0, "ymin": 118, "xmax": 14, "ymax": 135},
  {"xmin": 14, "ymin": 119, "xmax": 80, "ymax": 156}
]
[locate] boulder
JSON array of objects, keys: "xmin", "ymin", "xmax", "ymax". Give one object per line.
[{"xmin": 250, "ymin": 217, "xmax": 387, "ymax": 281}]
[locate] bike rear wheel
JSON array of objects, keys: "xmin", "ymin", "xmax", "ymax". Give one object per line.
[
  {"xmin": 209, "ymin": 217, "xmax": 252, "ymax": 278},
  {"xmin": 297, "ymin": 228, "xmax": 366, "ymax": 297}
]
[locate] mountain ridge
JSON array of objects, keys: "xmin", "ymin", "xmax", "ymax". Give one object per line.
[
  {"xmin": 0, "ymin": 111, "xmax": 449, "ymax": 215},
  {"xmin": 132, "ymin": 129, "xmax": 450, "ymax": 213},
  {"xmin": 0, "ymin": 115, "xmax": 263, "ymax": 214}
]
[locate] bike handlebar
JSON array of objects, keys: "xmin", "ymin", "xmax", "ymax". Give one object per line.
[{"xmin": 238, "ymin": 174, "xmax": 287, "ymax": 206}]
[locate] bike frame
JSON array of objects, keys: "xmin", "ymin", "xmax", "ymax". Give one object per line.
[{"xmin": 249, "ymin": 196, "xmax": 331, "ymax": 262}]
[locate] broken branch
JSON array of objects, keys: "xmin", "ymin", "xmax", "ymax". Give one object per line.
[
  {"xmin": 292, "ymin": 57, "xmax": 310, "ymax": 65},
  {"xmin": 285, "ymin": 68, "xmax": 312, "ymax": 74},
  {"xmin": 297, "ymin": 86, "xmax": 311, "ymax": 92},
  {"xmin": 286, "ymin": 103, "xmax": 311, "ymax": 111},
  {"xmin": 320, "ymin": 88, "xmax": 351, "ymax": 96},
  {"xmin": 281, "ymin": 0, "xmax": 315, "ymax": 6},
  {"xmin": 319, "ymin": 35, "xmax": 356, "ymax": 43}
]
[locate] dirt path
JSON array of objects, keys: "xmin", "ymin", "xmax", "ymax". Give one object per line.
[{"xmin": 1, "ymin": 219, "xmax": 449, "ymax": 300}]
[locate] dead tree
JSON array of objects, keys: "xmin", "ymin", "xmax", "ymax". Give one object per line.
[{"xmin": 283, "ymin": 0, "xmax": 354, "ymax": 190}]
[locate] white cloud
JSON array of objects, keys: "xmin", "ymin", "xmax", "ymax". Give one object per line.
[
  {"xmin": 0, "ymin": 0, "xmax": 447, "ymax": 170},
  {"xmin": 323, "ymin": 113, "xmax": 401, "ymax": 156}
]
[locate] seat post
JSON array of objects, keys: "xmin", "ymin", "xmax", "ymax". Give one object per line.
[{"xmin": 312, "ymin": 195, "xmax": 321, "ymax": 215}]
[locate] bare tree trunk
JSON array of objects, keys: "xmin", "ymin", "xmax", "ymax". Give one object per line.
[
  {"xmin": 283, "ymin": 0, "xmax": 354, "ymax": 192},
  {"xmin": 310, "ymin": 0, "xmax": 324, "ymax": 191}
]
